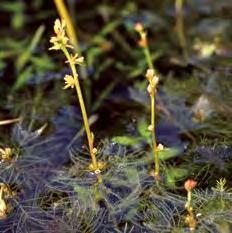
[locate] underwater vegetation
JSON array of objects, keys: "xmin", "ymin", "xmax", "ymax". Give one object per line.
[{"xmin": 0, "ymin": 0, "xmax": 231, "ymax": 232}]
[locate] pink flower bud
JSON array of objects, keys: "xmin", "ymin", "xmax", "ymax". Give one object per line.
[
  {"xmin": 184, "ymin": 179, "xmax": 197, "ymax": 191},
  {"xmin": 134, "ymin": 22, "xmax": 144, "ymax": 32}
]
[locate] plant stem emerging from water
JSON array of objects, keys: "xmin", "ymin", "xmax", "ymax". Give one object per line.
[
  {"xmin": 184, "ymin": 179, "xmax": 197, "ymax": 231},
  {"xmin": 62, "ymin": 47, "xmax": 98, "ymax": 171},
  {"xmin": 49, "ymin": 19, "xmax": 102, "ymax": 182},
  {"xmin": 134, "ymin": 23, "xmax": 160, "ymax": 182}
]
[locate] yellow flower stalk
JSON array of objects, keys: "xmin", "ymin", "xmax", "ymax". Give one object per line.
[
  {"xmin": 135, "ymin": 23, "xmax": 160, "ymax": 181},
  {"xmin": 49, "ymin": 19, "xmax": 102, "ymax": 181}
]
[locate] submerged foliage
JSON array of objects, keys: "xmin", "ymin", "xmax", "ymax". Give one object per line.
[{"xmin": 0, "ymin": 0, "xmax": 231, "ymax": 232}]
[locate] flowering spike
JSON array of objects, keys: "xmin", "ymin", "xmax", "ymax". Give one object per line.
[
  {"xmin": 49, "ymin": 19, "xmax": 104, "ymax": 182},
  {"xmin": 49, "ymin": 18, "xmax": 73, "ymax": 51}
]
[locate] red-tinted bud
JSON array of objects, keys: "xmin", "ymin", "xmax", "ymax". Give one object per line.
[{"xmin": 184, "ymin": 179, "xmax": 197, "ymax": 191}]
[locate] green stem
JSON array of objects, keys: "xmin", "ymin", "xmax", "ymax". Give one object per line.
[
  {"xmin": 151, "ymin": 95, "xmax": 159, "ymax": 179},
  {"xmin": 144, "ymin": 46, "xmax": 153, "ymax": 70},
  {"xmin": 62, "ymin": 47, "xmax": 98, "ymax": 172},
  {"xmin": 142, "ymin": 44, "xmax": 159, "ymax": 180}
]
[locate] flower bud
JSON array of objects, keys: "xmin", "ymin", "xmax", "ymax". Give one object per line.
[
  {"xmin": 184, "ymin": 179, "xmax": 197, "ymax": 192},
  {"xmin": 151, "ymin": 75, "xmax": 159, "ymax": 87},
  {"xmin": 138, "ymin": 38, "xmax": 147, "ymax": 47},
  {"xmin": 147, "ymin": 84, "xmax": 153, "ymax": 95},
  {"xmin": 146, "ymin": 69, "xmax": 155, "ymax": 81},
  {"xmin": 134, "ymin": 22, "xmax": 144, "ymax": 32}
]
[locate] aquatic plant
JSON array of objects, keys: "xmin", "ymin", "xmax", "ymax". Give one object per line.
[
  {"xmin": 0, "ymin": 1, "xmax": 231, "ymax": 232},
  {"xmin": 49, "ymin": 19, "xmax": 103, "ymax": 180},
  {"xmin": 134, "ymin": 23, "xmax": 161, "ymax": 181},
  {"xmin": 184, "ymin": 179, "xmax": 197, "ymax": 231},
  {"xmin": 40, "ymin": 140, "xmax": 153, "ymax": 232}
]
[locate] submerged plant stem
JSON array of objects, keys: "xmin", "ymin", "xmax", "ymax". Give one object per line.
[{"xmin": 62, "ymin": 47, "xmax": 99, "ymax": 176}]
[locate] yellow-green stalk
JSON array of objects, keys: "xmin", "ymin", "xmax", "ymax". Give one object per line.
[
  {"xmin": 49, "ymin": 19, "xmax": 103, "ymax": 182},
  {"xmin": 134, "ymin": 23, "xmax": 162, "ymax": 181}
]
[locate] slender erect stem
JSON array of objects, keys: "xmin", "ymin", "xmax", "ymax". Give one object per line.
[
  {"xmin": 142, "ymin": 44, "xmax": 160, "ymax": 180},
  {"xmin": 62, "ymin": 47, "xmax": 98, "ymax": 172},
  {"xmin": 151, "ymin": 95, "xmax": 159, "ymax": 179}
]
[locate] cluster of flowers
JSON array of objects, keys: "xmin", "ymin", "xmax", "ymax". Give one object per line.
[
  {"xmin": 49, "ymin": 19, "xmax": 84, "ymax": 90},
  {"xmin": 145, "ymin": 68, "xmax": 159, "ymax": 97}
]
